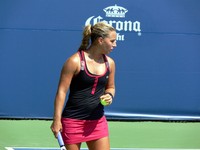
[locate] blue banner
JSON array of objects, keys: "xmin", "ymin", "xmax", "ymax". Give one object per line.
[{"xmin": 0, "ymin": 0, "xmax": 200, "ymax": 120}]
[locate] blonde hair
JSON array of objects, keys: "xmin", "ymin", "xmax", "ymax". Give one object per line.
[{"xmin": 79, "ymin": 22, "xmax": 116, "ymax": 50}]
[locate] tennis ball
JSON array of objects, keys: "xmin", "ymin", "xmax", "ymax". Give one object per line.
[{"xmin": 100, "ymin": 99, "xmax": 108, "ymax": 106}]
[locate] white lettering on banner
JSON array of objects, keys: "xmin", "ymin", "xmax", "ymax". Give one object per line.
[
  {"xmin": 85, "ymin": 4, "xmax": 142, "ymax": 41},
  {"xmin": 117, "ymin": 33, "xmax": 125, "ymax": 41},
  {"xmin": 86, "ymin": 16, "xmax": 141, "ymax": 33}
]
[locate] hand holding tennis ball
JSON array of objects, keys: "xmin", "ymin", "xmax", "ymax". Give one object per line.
[
  {"xmin": 100, "ymin": 98, "xmax": 109, "ymax": 106},
  {"xmin": 100, "ymin": 92, "xmax": 114, "ymax": 106}
]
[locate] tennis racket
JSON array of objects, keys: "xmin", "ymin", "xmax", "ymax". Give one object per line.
[{"xmin": 57, "ymin": 131, "xmax": 67, "ymax": 150}]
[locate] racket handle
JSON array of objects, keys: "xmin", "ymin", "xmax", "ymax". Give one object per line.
[{"xmin": 57, "ymin": 131, "xmax": 67, "ymax": 150}]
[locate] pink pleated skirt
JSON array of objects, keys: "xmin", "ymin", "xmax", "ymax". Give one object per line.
[{"xmin": 61, "ymin": 115, "xmax": 109, "ymax": 144}]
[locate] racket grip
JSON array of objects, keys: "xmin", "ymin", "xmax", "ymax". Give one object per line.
[{"xmin": 57, "ymin": 132, "xmax": 67, "ymax": 150}]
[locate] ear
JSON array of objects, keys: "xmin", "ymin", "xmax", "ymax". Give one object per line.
[{"xmin": 97, "ymin": 37, "xmax": 104, "ymax": 45}]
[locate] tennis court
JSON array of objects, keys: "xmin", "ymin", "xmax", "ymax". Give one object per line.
[
  {"xmin": 4, "ymin": 148, "xmax": 200, "ymax": 150},
  {"xmin": 1, "ymin": 120, "xmax": 200, "ymax": 150},
  {"xmin": 1, "ymin": 1, "xmax": 200, "ymax": 150}
]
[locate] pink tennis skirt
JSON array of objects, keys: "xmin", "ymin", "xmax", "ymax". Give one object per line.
[{"xmin": 61, "ymin": 115, "xmax": 109, "ymax": 144}]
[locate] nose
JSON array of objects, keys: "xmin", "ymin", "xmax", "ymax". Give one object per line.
[{"xmin": 113, "ymin": 41, "xmax": 117, "ymax": 47}]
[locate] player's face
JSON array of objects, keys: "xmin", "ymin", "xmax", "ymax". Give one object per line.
[{"xmin": 101, "ymin": 31, "xmax": 117, "ymax": 54}]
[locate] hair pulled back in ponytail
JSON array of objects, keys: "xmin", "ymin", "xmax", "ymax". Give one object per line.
[
  {"xmin": 78, "ymin": 24, "xmax": 92, "ymax": 50},
  {"xmin": 78, "ymin": 22, "xmax": 116, "ymax": 50}
]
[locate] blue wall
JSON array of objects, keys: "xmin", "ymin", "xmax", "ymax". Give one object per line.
[{"xmin": 0, "ymin": 0, "xmax": 200, "ymax": 120}]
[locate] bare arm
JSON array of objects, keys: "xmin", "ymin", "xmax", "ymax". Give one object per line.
[
  {"xmin": 51, "ymin": 53, "xmax": 79, "ymax": 137},
  {"xmin": 100, "ymin": 57, "xmax": 116, "ymax": 104}
]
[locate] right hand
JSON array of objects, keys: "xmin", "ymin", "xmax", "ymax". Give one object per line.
[{"xmin": 50, "ymin": 120, "xmax": 62, "ymax": 138}]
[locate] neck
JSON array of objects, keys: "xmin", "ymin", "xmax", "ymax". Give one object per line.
[{"xmin": 85, "ymin": 47, "xmax": 103, "ymax": 63}]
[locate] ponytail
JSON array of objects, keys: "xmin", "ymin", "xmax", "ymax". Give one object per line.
[
  {"xmin": 78, "ymin": 24, "xmax": 92, "ymax": 50},
  {"xmin": 78, "ymin": 22, "xmax": 116, "ymax": 50}
]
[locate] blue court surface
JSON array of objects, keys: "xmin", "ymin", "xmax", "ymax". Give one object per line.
[{"xmin": 5, "ymin": 148, "xmax": 200, "ymax": 150}]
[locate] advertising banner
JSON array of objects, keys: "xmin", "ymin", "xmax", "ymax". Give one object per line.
[{"xmin": 0, "ymin": 0, "xmax": 200, "ymax": 120}]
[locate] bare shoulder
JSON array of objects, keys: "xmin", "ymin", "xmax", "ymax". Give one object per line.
[
  {"xmin": 106, "ymin": 55, "xmax": 115, "ymax": 65},
  {"xmin": 106, "ymin": 55, "xmax": 115, "ymax": 71},
  {"xmin": 62, "ymin": 52, "xmax": 80, "ymax": 74},
  {"xmin": 66, "ymin": 52, "xmax": 80, "ymax": 64}
]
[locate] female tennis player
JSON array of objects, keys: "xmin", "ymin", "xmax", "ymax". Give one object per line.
[{"xmin": 51, "ymin": 22, "xmax": 117, "ymax": 150}]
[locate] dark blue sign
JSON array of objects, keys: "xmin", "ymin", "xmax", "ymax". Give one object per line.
[{"xmin": 0, "ymin": 0, "xmax": 200, "ymax": 120}]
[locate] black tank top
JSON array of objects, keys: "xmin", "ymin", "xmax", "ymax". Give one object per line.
[{"xmin": 62, "ymin": 50, "xmax": 110, "ymax": 120}]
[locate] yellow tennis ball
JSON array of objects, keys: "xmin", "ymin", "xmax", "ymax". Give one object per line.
[{"xmin": 100, "ymin": 99, "xmax": 108, "ymax": 106}]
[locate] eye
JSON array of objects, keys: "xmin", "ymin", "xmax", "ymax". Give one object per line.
[{"xmin": 111, "ymin": 40, "xmax": 116, "ymax": 43}]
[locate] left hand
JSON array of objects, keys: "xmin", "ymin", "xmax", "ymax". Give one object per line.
[{"xmin": 100, "ymin": 93, "xmax": 113, "ymax": 105}]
